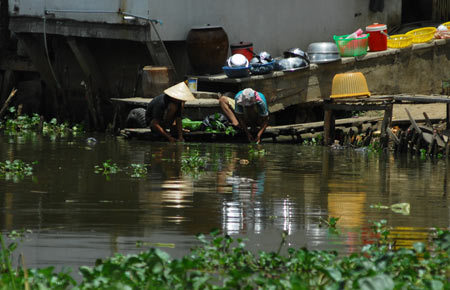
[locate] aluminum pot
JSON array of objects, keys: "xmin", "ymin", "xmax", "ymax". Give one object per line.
[{"xmin": 307, "ymin": 42, "xmax": 341, "ymax": 64}]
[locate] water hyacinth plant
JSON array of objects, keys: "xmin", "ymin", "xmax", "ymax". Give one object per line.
[
  {"xmin": 129, "ymin": 163, "xmax": 149, "ymax": 178},
  {"xmin": 0, "ymin": 159, "xmax": 37, "ymax": 182},
  {"xmin": 1, "ymin": 226, "xmax": 450, "ymax": 289},
  {"xmin": 94, "ymin": 160, "xmax": 120, "ymax": 176},
  {"xmin": 0, "ymin": 107, "xmax": 84, "ymax": 138},
  {"xmin": 181, "ymin": 150, "xmax": 206, "ymax": 177}
]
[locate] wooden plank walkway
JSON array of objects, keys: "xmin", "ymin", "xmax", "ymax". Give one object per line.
[{"xmin": 121, "ymin": 115, "xmax": 383, "ymax": 142}]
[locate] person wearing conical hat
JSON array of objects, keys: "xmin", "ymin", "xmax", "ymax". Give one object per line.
[
  {"xmin": 219, "ymin": 88, "xmax": 269, "ymax": 144},
  {"xmin": 145, "ymin": 82, "xmax": 195, "ymax": 142}
]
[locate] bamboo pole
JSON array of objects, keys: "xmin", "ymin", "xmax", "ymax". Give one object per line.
[{"xmin": 0, "ymin": 88, "xmax": 17, "ymax": 120}]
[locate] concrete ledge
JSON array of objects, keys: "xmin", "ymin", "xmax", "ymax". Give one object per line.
[{"xmin": 9, "ymin": 16, "xmax": 149, "ymax": 41}]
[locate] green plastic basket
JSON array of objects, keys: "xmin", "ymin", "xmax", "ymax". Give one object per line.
[{"xmin": 333, "ymin": 34, "xmax": 369, "ymax": 57}]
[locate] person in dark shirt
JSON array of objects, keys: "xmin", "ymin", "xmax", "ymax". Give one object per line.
[{"xmin": 145, "ymin": 82, "xmax": 195, "ymax": 142}]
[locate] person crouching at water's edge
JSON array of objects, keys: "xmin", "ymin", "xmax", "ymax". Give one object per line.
[
  {"xmin": 219, "ymin": 88, "xmax": 269, "ymax": 144},
  {"xmin": 145, "ymin": 82, "xmax": 195, "ymax": 142}
]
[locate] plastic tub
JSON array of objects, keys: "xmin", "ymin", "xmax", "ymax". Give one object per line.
[
  {"xmin": 250, "ymin": 61, "xmax": 275, "ymax": 75},
  {"xmin": 405, "ymin": 27, "xmax": 436, "ymax": 43},
  {"xmin": 387, "ymin": 34, "xmax": 413, "ymax": 48},
  {"xmin": 222, "ymin": 66, "xmax": 250, "ymax": 78},
  {"xmin": 333, "ymin": 34, "xmax": 369, "ymax": 57}
]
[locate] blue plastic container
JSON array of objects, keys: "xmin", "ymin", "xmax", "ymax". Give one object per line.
[
  {"xmin": 222, "ymin": 66, "xmax": 251, "ymax": 78},
  {"xmin": 250, "ymin": 61, "xmax": 275, "ymax": 75}
]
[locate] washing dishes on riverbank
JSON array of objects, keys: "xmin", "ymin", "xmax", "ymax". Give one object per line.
[
  {"xmin": 219, "ymin": 88, "xmax": 269, "ymax": 144},
  {"xmin": 145, "ymin": 82, "xmax": 195, "ymax": 142}
]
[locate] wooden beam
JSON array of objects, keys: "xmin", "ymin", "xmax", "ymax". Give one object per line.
[
  {"xmin": 381, "ymin": 103, "xmax": 393, "ymax": 137},
  {"xmin": 323, "ymin": 108, "xmax": 335, "ymax": 146},
  {"xmin": 0, "ymin": 70, "xmax": 15, "ymax": 105},
  {"xmin": 15, "ymin": 33, "xmax": 59, "ymax": 93},
  {"xmin": 67, "ymin": 37, "xmax": 109, "ymax": 92}
]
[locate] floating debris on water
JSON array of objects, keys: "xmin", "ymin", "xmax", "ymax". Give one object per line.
[{"xmin": 86, "ymin": 137, "xmax": 97, "ymax": 146}]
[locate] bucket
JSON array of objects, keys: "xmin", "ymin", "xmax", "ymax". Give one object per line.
[
  {"xmin": 366, "ymin": 23, "xmax": 387, "ymax": 52},
  {"xmin": 141, "ymin": 66, "xmax": 174, "ymax": 98},
  {"xmin": 187, "ymin": 78, "xmax": 198, "ymax": 92},
  {"xmin": 230, "ymin": 42, "xmax": 254, "ymax": 61}
]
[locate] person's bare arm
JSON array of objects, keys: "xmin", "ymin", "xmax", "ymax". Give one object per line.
[
  {"xmin": 236, "ymin": 114, "xmax": 253, "ymax": 142},
  {"xmin": 151, "ymin": 119, "xmax": 175, "ymax": 142},
  {"xmin": 255, "ymin": 116, "xmax": 269, "ymax": 144},
  {"xmin": 175, "ymin": 117, "xmax": 184, "ymax": 142}
]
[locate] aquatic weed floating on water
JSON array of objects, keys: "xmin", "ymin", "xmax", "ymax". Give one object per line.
[
  {"xmin": 94, "ymin": 160, "xmax": 120, "ymax": 178},
  {"xmin": 0, "ymin": 159, "xmax": 37, "ymax": 182},
  {"xmin": 181, "ymin": 150, "xmax": 207, "ymax": 178},
  {"xmin": 129, "ymin": 163, "xmax": 149, "ymax": 178},
  {"xmin": 0, "ymin": 226, "xmax": 449, "ymax": 288},
  {"xmin": 0, "ymin": 107, "xmax": 84, "ymax": 138}
]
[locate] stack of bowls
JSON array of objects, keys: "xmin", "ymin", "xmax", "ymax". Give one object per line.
[{"xmin": 307, "ymin": 42, "xmax": 341, "ymax": 64}]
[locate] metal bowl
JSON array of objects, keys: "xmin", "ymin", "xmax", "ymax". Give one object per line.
[{"xmin": 307, "ymin": 42, "xmax": 341, "ymax": 64}]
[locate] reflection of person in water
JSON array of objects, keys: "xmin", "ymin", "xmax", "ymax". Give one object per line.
[
  {"xmin": 225, "ymin": 156, "xmax": 266, "ymax": 197},
  {"xmin": 147, "ymin": 145, "xmax": 183, "ymax": 180}
]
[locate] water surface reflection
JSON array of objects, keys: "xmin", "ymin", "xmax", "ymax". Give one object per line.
[{"xmin": 0, "ymin": 135, "xmax": 449, "ymax": 271}]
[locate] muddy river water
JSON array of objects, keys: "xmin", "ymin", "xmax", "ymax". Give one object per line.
[{"xmin": 0, "ymin": 134, "xmax": 449, "ymax": 273}]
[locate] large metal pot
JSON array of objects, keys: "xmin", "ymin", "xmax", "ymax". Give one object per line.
[{"xmin": 307, "ymin": 42, "xmax": 341, "ymax": 64}]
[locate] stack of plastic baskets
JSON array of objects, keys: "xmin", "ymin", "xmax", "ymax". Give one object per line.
[{"xmin": 333, "ymin": 34, "xmax": 369, "ymax": 57}]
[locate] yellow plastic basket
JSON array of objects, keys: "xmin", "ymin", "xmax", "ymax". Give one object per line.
[
  {"xmin": 387, "ymin": 34, "xmax": 413, "ymax": 48},
  {"xmin": 443, "ymin": 21, "xmax": 450, "ymax": 30},
  {"xmin": 405, "ymin": 27, "xmax": 437, "ymax": 43}
]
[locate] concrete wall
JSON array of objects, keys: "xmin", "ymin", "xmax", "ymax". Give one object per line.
[{"xmin": 9, "ymin": 0, "xmax": 402, "ymax": 55}]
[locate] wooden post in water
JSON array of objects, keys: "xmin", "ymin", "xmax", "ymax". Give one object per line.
[{"xmin": 323, "ymin": 100, "xmax": 335, "ymax": 146}]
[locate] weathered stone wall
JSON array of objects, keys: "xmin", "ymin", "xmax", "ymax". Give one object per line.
[{"xmin": 197, "ymin": 39, "xmax": 450, "ymax": 114}]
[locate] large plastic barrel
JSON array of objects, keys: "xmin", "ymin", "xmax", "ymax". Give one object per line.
[{"xmin": 186, "ymin": 25, "xmax": 229, "ymax": 75}]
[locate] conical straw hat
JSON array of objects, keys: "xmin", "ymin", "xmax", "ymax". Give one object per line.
[{"xmin": 164, "ymin": 82, "xmax": 196, "ymax": 101}]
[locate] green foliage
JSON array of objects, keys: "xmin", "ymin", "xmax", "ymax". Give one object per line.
[
  {"xmin": 302, "ymin": 135, "xmax": 323, "ymax": 146},
  {"xmin": 420, "ymin": 148, "xmax": 427, "ymax": 160},
  {"xmin": 0, "ymin": 107, "xmax": 84, "ymax": 138},
  {"xmin": 370, "ymin": 219, "xmax": 392, "ymax": 246},
  {"xmin": 1, "ymin": 225, "xmax": 450, "ymax": 289},
  {"xmin": 0, "ymin": 230, "xmax": 76, "ymax": 289},
  {"xmin": 129, "ymin": 163, "xmax": 149, "ymax": 178},
  {"xmin": 94, "ymin": 160, "xmax": 120, "ymax": 178},
  {"xmin": 248, "ymin": 146, "xmax": 266, "ymax": 158},
  {"xmin": 319, "ymin": 216, "xmax": 340, "ymax": 228},
  {"xmin": 204, "ymin": 113, "xmax": 237, "ymax": 136},
  {"xmin": 0, "ymin": 159, "xmax": 37, "ymax": 182},
  {"xmin": 368, "ymin": 141, "xmax": 382, "ymax": 153},
  {"xmin": 181, "ymin": 150, "xmax": 206, "ymax": 178}
]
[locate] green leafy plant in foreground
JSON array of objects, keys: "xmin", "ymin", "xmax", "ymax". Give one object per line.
[
  {"xmin": 0, "ymin": 226, "xmax": 450, "ymax": 289},
  {"xmin": 0, "ymin": 159, "xmax": 37, "ymax": 182}
]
